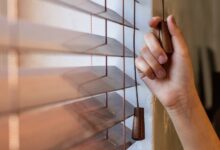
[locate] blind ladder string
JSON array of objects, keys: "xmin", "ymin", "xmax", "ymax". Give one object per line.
[
  {"xmin": 104, "ymin": 0, "xmax": 109, "ymax": 140},
  {"xmin": 122, "ymin": 0, "xmax": 126, "ymax": 149},
  {"xmin": 133, "ymin": 0, "xmax": 140, "ymax": 108}
]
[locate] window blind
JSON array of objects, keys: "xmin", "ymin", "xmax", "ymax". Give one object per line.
[{"xmin": 0, "ymin": 0, "xmax": 143, "ymax": 149}]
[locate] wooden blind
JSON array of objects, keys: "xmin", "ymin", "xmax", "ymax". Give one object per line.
[{"xmin": 0, "ymin": 0, "xmax": 142, "ymax": 149}]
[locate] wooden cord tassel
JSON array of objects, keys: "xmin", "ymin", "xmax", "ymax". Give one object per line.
[
  {"xmin": 132, "ymin": 107, "xmax": 145, "ymax": 140},
  {"xmin": 159, "ymin": 21, "xmax": 173, "ymax": 54}
]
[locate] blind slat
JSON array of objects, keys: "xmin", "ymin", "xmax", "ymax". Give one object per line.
[
  {"xmin": 0, "ymin": 66, "xmax": 136, "ymax": 114},
  {"xmin": 19, "ymin": 92, "xmax": 134, "ymax": 150},
  {"xmin": 70, "ymin": 123, "xmax": 134, "ymax": 150},
  {"xmin": 0, "ymin": 0, "xmax": 140, "ymax": 149},
  {"xmin": 0, "ymin": 17, "xmax": 134, "ymax": 57},
  {"xmin": 45, "ymin": 0, "xmax": 136, "ymax": 28},
  {"xmin": 0, "ymin": 117, "xmax": 9, "ymax": 150}
]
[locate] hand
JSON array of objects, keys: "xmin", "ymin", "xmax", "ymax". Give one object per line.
[{"xmin": 136, "ymin": 15, "xmax": 196, "ymax": 110}]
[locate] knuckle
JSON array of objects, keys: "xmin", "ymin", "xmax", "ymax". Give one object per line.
[
  {"xmin": 135, "ymin": 57, "xmax": 143, "ymax": 67},
  {"xmin": 135, "ymin": 57, "xmax": 150, "ymax": 75},
  {"xmin": 151, "ymin": 44, "xmax": 162, "ymax": 54},
  {"xmin": 140, "ymin": 47, "xmax": 147, "ymax": 55},
  {"xmin": 135, "ymin": 57, "xmax": 145, "ymax": 70},
  {"xmin": 151, "ymin": 61, "xmax": 161, "ymax": 71},
  {"xmin": 144, "ymin": 67, "xmax": 152, "ymax": 76},
  {"xmin": 144, "ymin": 32, "xmax": 154, "ymax": 41},
  {"xmin": 144, "ymin": 68, "xmax": 155, "ymax": 79},
  {"xmin": 135, "ymin": 56, "xmax": 142, "ymax": 64},
  {"xmin": 142, "ymin": 65, "xmax": 150, "ymax": 75}
]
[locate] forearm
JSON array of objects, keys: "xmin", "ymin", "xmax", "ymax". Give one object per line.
[{"xmin": 166, "ymin": 89, "xmax": 220, "ymax": 150}]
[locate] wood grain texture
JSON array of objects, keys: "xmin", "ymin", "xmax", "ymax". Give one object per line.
[
  {"xmin": 153, "ymin": 98, "xmax": 182, "ymax": 150},
  {"xmin": 19, "ymin": 92, "xmax": 134, "ymax": 150}
]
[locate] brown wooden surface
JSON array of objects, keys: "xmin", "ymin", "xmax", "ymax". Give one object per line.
[
  {"xmin": 153, "ymin": 99, "xmax": 182, "ymax": 150},
  {"xmin": 45, "ymin": 0, "xmax": 134, "ymax": 28},
  {"xmin": 70, "ymin": 123, "xmax": 134, "ymax": 150},
  {"xmin": 19, "ymin": 92, "xmax": 134, "ymax": 150},
  {"xmin": 0, "ymin": 16, "xmax": 133, "ymax": 57},
  {"xmin": 132, "ymin": 107, "xmax": 145, "ymax": 140},
  {"xmin": 153, "ymin": 0, "xmax": 183, "ymax": 150},
  {"xmin": 159, "ymin": 21, "xmax": 173, "ymax": 54},
  {"xmin": 0, "ymin": 66, "xmax": 136, "ymax": 113},
  {"xmin": 0, "ymin": 116, "xmax": 9, "ymax": 150}
]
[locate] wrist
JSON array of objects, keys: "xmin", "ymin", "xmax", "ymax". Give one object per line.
[{"xmin": 164, "ymin": 86, "xmax": 200, "ymax": 117}]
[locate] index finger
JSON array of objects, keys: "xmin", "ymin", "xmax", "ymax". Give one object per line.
[{"xmin": 149, "ymin": 16, "xmax": 163, "ymax": 29}]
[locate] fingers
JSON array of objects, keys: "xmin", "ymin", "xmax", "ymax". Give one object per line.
[
  {"xmin": 136, "ymin": 46, "xmax": 167, "ymax": 80},
  {"xmin": 137, "ymin": 15, "xmax": 188, "ymax": 81},
  {"xmin": 150, "ymin": 15, "xmax": 182, "ymax": 38},
  {"xmin": 149, "ymin": 16, "xmax": 162, "ymax": 29},
  {"xmin": 144, "ymin": 32, "xmax": 168, "ymax": 64},
  {"xmin": 149, "ymin": 16, "xmax": 162, "ymax": 36},
  {"xmin": 135, "ymin": 56, "xmax": 156, "ymax": 80},
  {"xmin": 141, "ymin": 47, "xmax": 166, "ymax": 79}
]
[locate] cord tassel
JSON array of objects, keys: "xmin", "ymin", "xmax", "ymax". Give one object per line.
[
  {"xmin": 132, "ymin": 107, "xmax": 145, "ymax": 140},
  {"xmin": 159, "ymin": 21, "xmax": 173, "ymax": 54}
]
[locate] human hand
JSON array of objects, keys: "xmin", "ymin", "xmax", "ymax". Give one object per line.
[{"xmin": 136, "ymin": 15, "xmax": 197, "ymax": 110}]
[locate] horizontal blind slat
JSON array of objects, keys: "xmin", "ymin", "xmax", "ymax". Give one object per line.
[
  {"xmin": 19, "ymin": 92, "xmax": 134, "ymax": 150},
  {"xmin": 0, "ymin": 66, "xmax": 136, "ymax": 114},
  {"xmin": 0, "ymin": 17, "xmax": 134, "ymax": 57},
  {"xmin": 45, "ymin": 0, "xmax": 136, "ymax": 29},
  {"xmin": 70, "ymin": 123, "xmax": 134, "ymax": 150}
]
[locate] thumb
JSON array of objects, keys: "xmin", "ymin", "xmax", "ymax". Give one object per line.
[{"xmin": 167, "ymin": 15, "xmax": 188, "ymax": 54}]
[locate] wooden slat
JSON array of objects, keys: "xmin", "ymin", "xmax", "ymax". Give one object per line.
[
  {"xmin": 0, "ymin": 17, "xmax": 134, "ymax": 57},
  {"xmin": 0, "ymin": 117, "xmax": 9, "ymax": 150},
  {"xmin": 0, "ymin": 50, "xmax": 13, "ymax": 114},
  {"xmin": 0, "ymin": 66, "xmax": 136, "ymax": 113},
  {"xmin": 20, "ymin": 92, "xmax": 134, "ymax": 150},
  {"xmin": 69, "ymin": 123, "xmax": 134, "ymax": 150},
  {"xmin": 45, "ymin": 0, "xmax": 135, "ymax": 28},
  {"xmin": 0, "ymin": 74, "xmax": 10, "ymax": 113},
  {"xmin": 20, "ymin": 66, "xmax": 135, "ymax": 111}
]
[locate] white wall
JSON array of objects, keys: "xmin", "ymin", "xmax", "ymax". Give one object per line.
[{"xmin": 18, "ymin": 0, "xmax": 153, "ymax": 149}]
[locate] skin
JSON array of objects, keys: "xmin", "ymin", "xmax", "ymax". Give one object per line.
[{"xmin": 136, "ymin": 15, "xmax": 220, "ymax": 150}]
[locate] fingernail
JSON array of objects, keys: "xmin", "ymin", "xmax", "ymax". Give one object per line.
[
  {"xmin": 157, "ymin": 69, "xmax": 166, "ymax": 79},
  {"xmin": 158, "ymin": 55, "xmax": 168, "ymax": 64}
]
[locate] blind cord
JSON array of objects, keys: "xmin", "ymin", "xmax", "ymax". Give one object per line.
[
  {"xmin": 104, "ymin": 0, "xmax": 109, "ymax": 140},
  {"xmin": 133, "ymin": 0, "xmax": 140, "ymax": 108},
  {"xmin": 122, "ymin": 0, "xmax": 126, "ymax": 149},
  {"xmin": 90, "ymin": 15, "xmax": 93, "ymax": 65}
]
